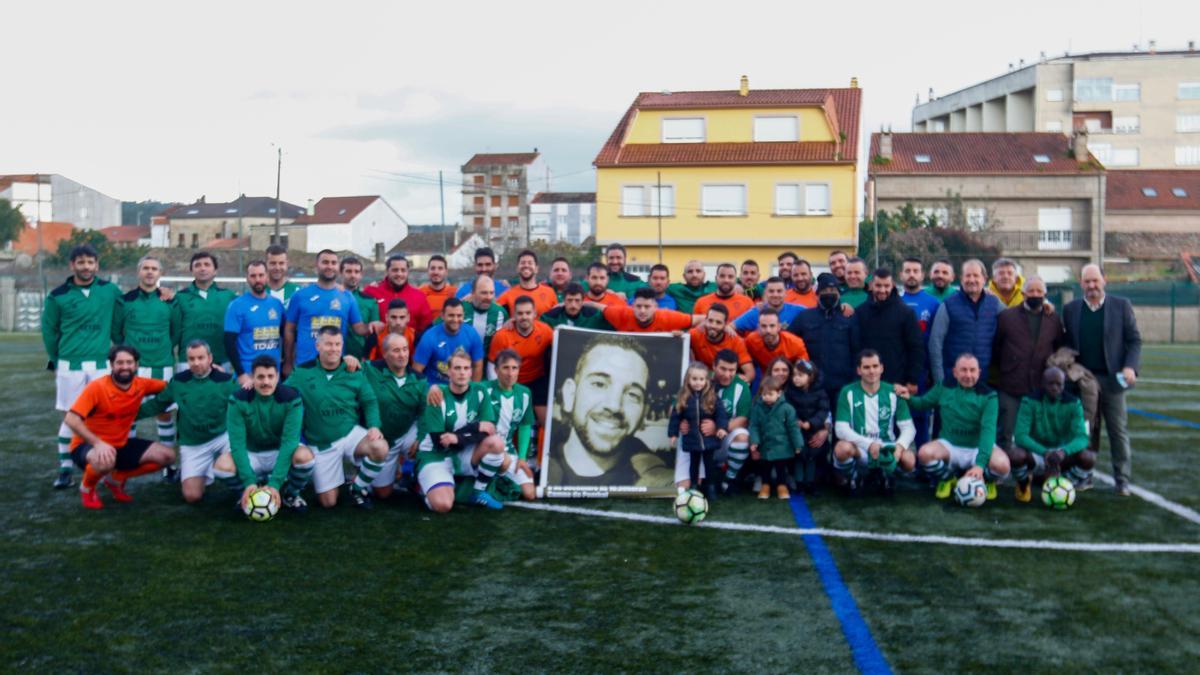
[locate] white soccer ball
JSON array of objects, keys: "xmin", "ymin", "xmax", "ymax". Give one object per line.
[
  {"xmin": 674, "ymin": 488, "xmax": 708, "ymax": 525},
  {"xmin": 953, "ymin": 475, "xmax": 987, "ymax": 508},
  {"xmin": 1042, "ymin": 476, "xmax": 1077, "ymax": 510},
  {"xmin": 243, "ymin": 488, "xmax": 279, "ymax": 522}
]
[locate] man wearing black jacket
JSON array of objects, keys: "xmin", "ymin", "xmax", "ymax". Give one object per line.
[
  {"xmin": 789, "ymin": 273, "xmax": 859, "ymax": 408},
  {"xmin": 855, "ymin": 268, "xmax": 924, "ymax": 395}
]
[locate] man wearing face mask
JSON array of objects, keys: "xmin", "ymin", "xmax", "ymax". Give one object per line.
[
  {"xmin": 992, "ymin": 276, "xmax": 1063, "ymax": 452},
  {"xmin": 789, "ymin": 273, "xmax": 860, "ymax": 408}
]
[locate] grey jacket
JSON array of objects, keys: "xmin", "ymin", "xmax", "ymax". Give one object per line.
[{"xmin": 1061, "ymin": 294, "xmax": 1142, "ymax": 375}]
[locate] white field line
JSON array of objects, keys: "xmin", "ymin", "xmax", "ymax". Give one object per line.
[
  {"xmin": 511, "ymin": 502, "xmax": 1200, "ymax": 554},
  {"xmin": 1094, "ymin": 471, "xmax": 1200, "ymax": 526},
  {"xmin": 1135, "ymin": 378, "xmax": 1200, "ymax": 387}
]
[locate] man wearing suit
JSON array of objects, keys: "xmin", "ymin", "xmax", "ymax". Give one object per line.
[{"xmin": 1061, "ymin": 264, "xmax": 1142, "ymax": 495}]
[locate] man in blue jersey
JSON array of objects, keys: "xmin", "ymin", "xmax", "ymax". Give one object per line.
[
  {"xmin": 412, "ymin": 297, "xmax": 485, "ymax": 385},
  {"xmin": 899, "ymin": 257, "xmax": 941, "ymax": 448},
  {"xmin": 224, "ymin": 260, "xmax": 286, "ymax": 388},
  {"xmin": 455, "ymin": 247, "xmax": 510, "ymax": 300},
  {"xmin": 733, "ymin": 277, "xmax": 806, "ymax": 334},
  {"xmin": 282, "ymin": 249, "xmax": 379, "ymax": 375}
]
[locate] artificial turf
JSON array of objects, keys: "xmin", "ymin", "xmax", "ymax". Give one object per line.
[{"xmin": 2, "ymin": 334, "xmax": 1198, "ymax": 672}]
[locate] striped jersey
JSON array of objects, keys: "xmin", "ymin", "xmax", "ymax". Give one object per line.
[{"xmin": 833, "ymin": 381, "xmax": 915, "ymax": 451}]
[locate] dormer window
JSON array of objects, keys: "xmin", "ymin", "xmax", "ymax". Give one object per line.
[{"xmin": 661, "ymin": 118, "xmax": 705, "ymax": 143}]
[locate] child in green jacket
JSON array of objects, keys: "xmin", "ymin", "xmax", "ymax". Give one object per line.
[{"xmin": 749, "ymin": 376, "xmax": 805, "ymax": 500}]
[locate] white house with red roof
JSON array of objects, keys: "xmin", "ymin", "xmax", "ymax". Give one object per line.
[{"xmin": 249, "ymin": 195, "xmax": 408, "ymax": 258}]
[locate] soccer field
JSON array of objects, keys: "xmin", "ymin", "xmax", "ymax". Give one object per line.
[{"xmin": 3, "ymin": 334, "xmax": 1199, "ymax": 673}]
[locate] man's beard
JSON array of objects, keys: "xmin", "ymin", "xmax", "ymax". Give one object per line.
[
  {"xmin": 250, "ymin": 282, "xmax": 266, "ymax": 295},
  {"xmin": 572, "ymin": 409, "xmax": 629, "ymax": 455},
  {"xmin": 112, "ymin": 369, "xmax": 135, "ymax": 385},
  {"xmin": 706, "ymin": 329, "xmax": 724, "ymax": 342},
  {"xmin": 904, "ymin": 281, "xmax": 920, "ymax": 292},
  {"xmin": 933, "ymin": 278, "xmax": 948, "ymax": 289}
]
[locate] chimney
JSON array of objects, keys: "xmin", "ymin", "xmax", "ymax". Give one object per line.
[
  {"xmin": 1189, "ymin": 40, "xmax": 1196, "ymax": 52},
  {"xmin": 1072, "ymin": 127, "xmax": 1090, "ymax": 162},
  {"xmin": 928, "ymin": 87, "xmax": 935, "ymax": 100},
  {"xmin": 879, "ymin": 129, "xmax": 893, "ymax": 161},
  {"xmin": 739, "ymin": 75, "xmax": 749, "ymax": 97},
  {"xmin": 850, "ymin": 76, "xmax": 858, "ymax": 89},
  {"xmin": 307, "ymin": 199, "xmax": 315, "ymax": 216}
]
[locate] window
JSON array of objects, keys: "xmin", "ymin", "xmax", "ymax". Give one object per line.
[
  {"xmin": 1090, "ymin": 143, "xmax": 1112, "ymax": 164},
  {"xmin": 1046, "ymin": 89, "xmax": 1064, "ymax": 102},
  {"xmin": 472, "ymin": 175, "xmax": 484, "ymax": 184},
  {"xmin": 1109, "ymin": 148, "xmax": 1139, "ymax": 167},
  {"xmin": 279, "ymin": 234, "xmax": 288, "ymax": 249},
  {"xmin": 929, "ymin": 120, "xmax": 946, "ymax": 132},
  {"xmin": 490, "ymin": 195, "xmax": 501, "ymax": 208},
  {"xmin": 1045, "ymin": 120, "xmax": 1064, "ymax": 132},
  {"xmin": 1172, "ymin": 188, "xmax": 1187, "ymax": 197},
  {"xmin": 1033, "ymin": 154, "xmax": 1051, "ymax": 163},
  {"xmin": 186, "ymin": 209, "xmax": 200, "ymax": 215},
  {"xmin": 1038, "ymin": 264, "xmax": 1072, "ymax": 284},
  {"xmin": 1038, "ymin": 207, "xmax": 1073, "ymax": 251},
  {"xmin": 1114, "ymin": 84, "xmax": 1140, "ymax": 101},
  {"xmin": 754, "ymin": 116, "xmax": 799, "ymax": 142},
  {"xmin": 1084, "ymin": 117, "xmax": 1103, "ymax": 133},
  {"xmin": 1142, "ymin": 187, "xmax": 1158, "ymax": 197},
  {"xmin": 1178, "ymin": 114, "xmax": 1200, "ymax": 133},
  {"xmin": 1113, "ymin": 116, "xmax": 1140, "ymax": 133},
  {"xmin": 507, "ymin": 217, "xmax": 519, "ymax": 228},
  {"xmin": 661, "ymin": 118, "xmax": 705, "ymax": 143},
  {"xmin": 557, "ymin": 213, "xmax": 568, "ymax": 227},
  {"xmin": 918, "ymin": 207, "xmax": 949, "ymax": 226},
  {"xmin": 701, "ymin": 185, "xmax": 747, "ymax": 216},
  {"xmin": 967, "ymin": 207, "xmax": 988, "ymax": 231},
  {"xmin": 508, "ymin": 195, "xmax": 519, "ymax": 207},
  {"xmin": 490, "ymin": 216, "xmax": 501, "ymax": 228},
  {"xmin": 1181, "ymin": 82, "xmax": 1200, "ymax": 100},
  {"xmin": 804, "ymin": 184, "xmax": 830, "ymax": 215},
  {"xmin": 620, "ymin": 185, "xmax": 674, "ymax": 216},
  {"xmin": 225, "ymin": 208, "xmax": 238, "ymax": 214},
  {"xmin": 178, "ymin": 233, "xmax": 185, "ymax": 248},
  {"xmin": 191, "ymin": 234, "xmax": 199, "ymax": 248},
  {"xmin": 1177, "ymin": 146, "xmax": 1200, "ymax": 166},
  {"xmin": 914, "ymin": 154, "xmax": 931, "ymax": 163},
  {"xmin": 473, "ymin": 217, "xmax": 484, "ymax": 227},
  {"xmin": 775, "ymin": 184, "xmax": 801, "ymax": 215},
  {"xmin": 473, "ymin": 196, "xmax": 484, "ymax": 207},
  {"xmin": 1074, "ymin": 78, "xmax": 1112, "ymax": 102}
]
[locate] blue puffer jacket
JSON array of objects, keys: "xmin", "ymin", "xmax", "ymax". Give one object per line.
[{"xmin": 929, "ymin": 290, "xmax": 1003, "ymax": 383}]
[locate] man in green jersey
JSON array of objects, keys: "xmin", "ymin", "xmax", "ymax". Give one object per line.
[
  {"xmin": 674, "ymin": 348, "xmax": 752, "ymax": 492},
  {"xmin": 415, "ymin": 349, "xmax": 507, "ymax": 512},
  {"xmin": 265, "ymin": 244, "xmax": 301, "ymax": 305},
  {"xmin": 603, "ymin": 243, "xmax": 647, "ymax": 299},
  {"xmin": 900, "ymin": 353, "xmax": 1012, "ymax": 501},
  {"xmin": 484, "ymin": 349, "xmax": 536, "ymax": 501},
  {"xmin": 113, "ymin": 255, "xmax": 180, "ymax": 456},
  {"xmin": 666, "ymin": 260, "xmax": 717, "ymax": 315},
  {"xmin": 214, "ymin": 355, "xmax": 315, "ymax": 514},
  {"xmin": 137, "ymin": 340, "xmax": 239, "ymax": 503},
  {"xmin": 1010, "ymin": 367, "xmax": 1095, "ymax": 503},
  {"xmin": 923, "ymin": 259, "xmax": 959, "ymax": 302},
  {"xmin": 462, "ymin": 275, "xmax": 507, "ymax": 356},
  {"xmin": 832, "ymin": 349, "xmax": 916, "ymax": 497},
  {"xmin": 361, "ymin": 332, "xmax": 427, "ymax": 501},
  {"xmin": 286, "ymin": 326, "xmax": 389, "ymax": 509},
  {"xmin": 539, "ymin": 282, "xmax": 612, "ymax": 331},
  {"xmin": 173, "ymin": 252, "xmax": 236, "ymax": 374},
  {"xmin": 42, "ymin": 244, "xmax": 123, "ymax": 488},
  {"xmin": 340, "ymin": 255, "xmax": 382, "ymax": 360}
]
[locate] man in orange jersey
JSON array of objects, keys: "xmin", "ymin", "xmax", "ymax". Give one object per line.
[
  {"xmin": 694, "ymin": 263, "xmax": 755, "ymax": 319},
  {"xmin": 582, "ymin": 263, "xmax": 626, "ymax": 308},
  {"xmin": 784, "ymin": 258, "xmax": 818, "ymax": 308},
  {"xmin": 366, "ymin": 298, "xmax": 416, "ymax": 361},
  {"xmin": 419, "ymin": 255, "xmax": 457, "ymax": 315},
  {"xmin": 600, "ymin": 287, "xmax": 701, "ymax": 333},
  {"xmin": 689, "ymin": 303, "xmax": 755, "ymax": 383},
  {"xmin": 487, "ymin": 296, "xmax": 554, "ymax": 424},
  {"xmin": 64, "ymin": 344, "xmax": 175, "ymax": 509},
  {"xmin": 497, "ymin": 249, "xmax": 558, "ymax": 317},
  {"xmin": 744, "ymin": 307, "xmax": 809, "ymax": 383}
]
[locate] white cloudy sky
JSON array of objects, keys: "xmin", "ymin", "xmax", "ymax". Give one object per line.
[{"xmin": 3, "ymin": 0, "xmax": 1197, "ymax": 223}]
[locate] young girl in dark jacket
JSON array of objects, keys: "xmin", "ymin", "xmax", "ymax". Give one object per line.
[
  {"xmin": 668, "ymin": 362, "xmax": 729, "ymax": 500},
  {"xmin": 785, "ymin": 359, "xmax": 831, "ymax": 495}
]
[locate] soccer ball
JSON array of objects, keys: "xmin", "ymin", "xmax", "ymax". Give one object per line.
[
  {"xmin": 674, "ymin": 489, "xmax": 708, "ymax": 525},
  {"xmin": 1042, "ymin": 476, "xmax": 1076, "ymax": 510},
  {"xmin": 243, "ymin": 488, "xmax": 279, "ymax": 522},
  {"xmin": 953, "ymin": 475, "xmax": 987, "ymax": 508}
]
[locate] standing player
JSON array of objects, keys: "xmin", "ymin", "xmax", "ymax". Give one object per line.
[
  {"xmin": 733, "ymin": 277, "xmax": 806, "ymax": 334},
  {"xmin": 365, "ymin": 298, "xmax": 416, "ymax": 361},
  {"xmin": 265, "ymin": 245, "xmax": 301, "ymax": 306},
  {"xmin": 539, "ymin": 282, "xmax": 612, "ymax": 330},
  {"xmin": 487, "ymin": 296, "xmax": 554, "ymax": 426},
  {"xmin": 136, "ymin": 340, "xmax": 238, "ymax": 503},
  {"xmin": 462, "ymin": 276, "xmax": 508, "ymax": 356},
  {"xmin": 744, "ymin": 308, "xmax": 810, "ymax": 380},
  {"xmin": 832, "ymin": 350, "xmax": 917, "ymax": 496},
  {"xmin": 666, "ymin": 260, "xmax": 717, "ymax": 314},
  {"xmin": 600, "ymin": 287, "xmax": 699, "ymax": 333},
  {"xmin": 694, "ymin": 263, "xmax": 755, "ymax": 319},
  {"xmin": 42, "ymin": 244, "xmax": 123, "ymax": 488},
  {"xmin": 339, "ymin": 255, "xmax": 382, "ymax": 360},
  {"xmin": 841, "ymin": 257, "xmax": 870, "ymax": 308},
  {"xmin": 641, "ymin": 264, "xmax": 678, "ymax": 310},
  {"xmin": 454, "ymin": 247, "xmax": 510, "ymax": 299},
  {"xmin": 739, "ymin": 259, "xmax": 763, "ymax": 301},
  {"xmin": 604, "ymin": 243, "xmax": 648, "ymax": 298},
  {"xmin": 582, "ymin": 263, "xmax": 626, "ymax": 307},
  {"xmin": 688, "ymin": 303, "xmax": 755, "ymax": 383},
  {"xmin": 112, "ymin": 255, "xmax": 180, "ymax": 457},
  {"xmin": 224, "ymin": 260, "xmax": 286, "ymax": 387},
  {"xmin": 415, "ymin": 349, "xmax": 507, "ymax": 512},
  {"xmin": 413, "ymin": 298, "xmax": 485, "ymax": 385},
  {"xmin": 898, "ymin": 257, "xmax": 940, "ymax": 448},
  {"xmin": 213, "ymin": 354, "xmax": 315, "ymax": 514},
  {"xmin": 361, "ymin": 333, "xmax": 428, "ymax": 501},
  {"xmin": 497, "ymin": 249, "xmax": 558, "ymax": 317},
  {"xmin": 65, "ymin": 345, "xmax": 173, "ymax": 509},
  {"xmin": 784, "ymin": 259, "xmax": 818, "ymax": 308},
  {"xmin": 419, "ymin": 254, "xmax": 457, "ymax": 315},
  {"xmin": 365, "ymin": 254, "xmax": 433, "ymax": 334},
  {"xmin": 827, "ymin": 250, "xmax": 849, "ymax": 288},
  {"xmin": 286, "ymin": 327, "xmax": 389, "ymax": 509},
  {"xmin": 547, "ymin": 257, "xmax": 574, "ymax": 300},
  {"xmin": 173, "ymin": 252, "xmax": 236, "ymax": 373},
  {"xmin": 924, "ymin": 259, "xmax": 959, "ymax": 302},
  {"xmin": 282, "ymin": 249, "xmax": 374, "ymax": 375}
]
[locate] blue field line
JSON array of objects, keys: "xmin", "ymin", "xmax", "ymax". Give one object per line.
[
  {"xmin": 1129, "ymin": 407, "xmax": 1200, "ymax": 430},
  {"xmin": 789, "ymin": 495, "xmax": 892, "ymax": 675}
]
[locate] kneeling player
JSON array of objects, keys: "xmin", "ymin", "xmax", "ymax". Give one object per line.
[
  {"xmin": 900, "ymin": 353, "xmax": 1011, "ymax": 501},
  {"xmin": 137, "ymin": 339, "xmax": 238, "ymax": 503},
  {"xmin": 214, "ymin": 355, "xmax": 315, "ymax": 513},
  {"xmin": 486, "ymin": 349, "xmax": 537, "ymax": 501},
  {"xmin": 361, "ymin": 332, "xmax": 427, "ymax": 501},
  {"xmin": 1010, "ymin": 366, "xmax": 1096, "ymax": 502},
  {"xmin": 287, "ymin": 327, "xmax": 389, "ymax": 509},
  {"xmin": 674, "ymin": 349, "xmax": 751, "ymax": 493},
  {"xmin": 832, "ymin": 350, "xmax": 916, "ymax": 496},
  {"xmin": 416, "ymin": 349, "xmax": 507, "ymax": 512},
  {"xmin": 65, "ymin": 345, "xmax": 175, "ymax": 509}
]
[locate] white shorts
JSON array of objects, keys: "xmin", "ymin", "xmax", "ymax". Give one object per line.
[
  {"xmin": 936, "ymin": 438, "xmax": 994, "ymax": 472},
  {"xmin": 370, "ymin": 426, "xmax": 418, "ymax": 488},
  {"xmin": 179, "ymin": 433, "xmax": 231, "ymax": 482},
  {"xmin": 245, "ymin": 449, "xmax": 282, "ymax": 479},
  {"xmin": 674, "ymin": 427, "xmax": 749, "ymax": 483},
  {"xmin": 416, "ymin": 446, "xmax": 476, "ymax": 495},
  {"xmin": 138, "ymin": 366, "xmax": 175, "ymax": 382},
  {"xmin": 176, "ymin": 361, "xmax": 233, "ymax": 375},
  {"xmin": 849, "ymin": 440, "xmax": 898, "ymax": 464},
  {"xmin": 312, "ymin": 426, "xmax": 370, "ymax": 494},
  {"xmin": 55, "ymin": 361, "xmax": 109, "ymax": 411}
]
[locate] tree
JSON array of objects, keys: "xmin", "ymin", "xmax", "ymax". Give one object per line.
[
  {"xmin": 859, "ymin": 192, "xmax": 1002, "ymax": 271},
  {"xmin": 0, "ymin": 199, "xmax": 26, "ymax": 249},
  {"xmin": 48, "ymin": 229, "xmax": 148, "ymax": 269}
]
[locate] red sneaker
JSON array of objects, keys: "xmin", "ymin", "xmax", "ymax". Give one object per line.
[
  {"xmin": 103, "ymin": 478, "xmax": 134, "ymax": 503},
  {"xmin": 80, "ymin": 487, "xmax": 104, "ymax": 510}
]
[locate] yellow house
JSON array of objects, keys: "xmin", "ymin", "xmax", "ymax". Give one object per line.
[{"xmin": 594, "ymin": 77, "xmax": 862, "ymax": 275}]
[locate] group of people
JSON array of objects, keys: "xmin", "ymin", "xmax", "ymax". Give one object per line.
[{"xmin": 42, "ymin": 238, "xmax": 1142, "ymax": 515}]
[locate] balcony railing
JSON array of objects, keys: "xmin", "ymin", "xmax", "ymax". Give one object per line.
[{"xmin": 976, "ymin": 229, "xmax": 1092, "ymax": 253}]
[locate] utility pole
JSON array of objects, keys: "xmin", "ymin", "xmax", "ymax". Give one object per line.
[
  {"xmin": 273, "ymin": 146, "xmax": 282, "ymax": 246},
  {"xmin": 439, "ymin": 170, "xmax": 446, "ymax": 252},
  {"xmin": 656, "ymin": 171, "xmax": 663, "ymax": 264},
  {"xmin": 36, "ymin": 173, "xmax": 44, "ymax": 292}
]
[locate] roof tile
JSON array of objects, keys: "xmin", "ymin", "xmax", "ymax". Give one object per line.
[
  {"xmin": 868, "ymin": 132, "xmax": 1099, "ymax": 175},
  {"xmin": 1107, "ymin": 170, "xmax": 1200, "ymax": 210}
]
